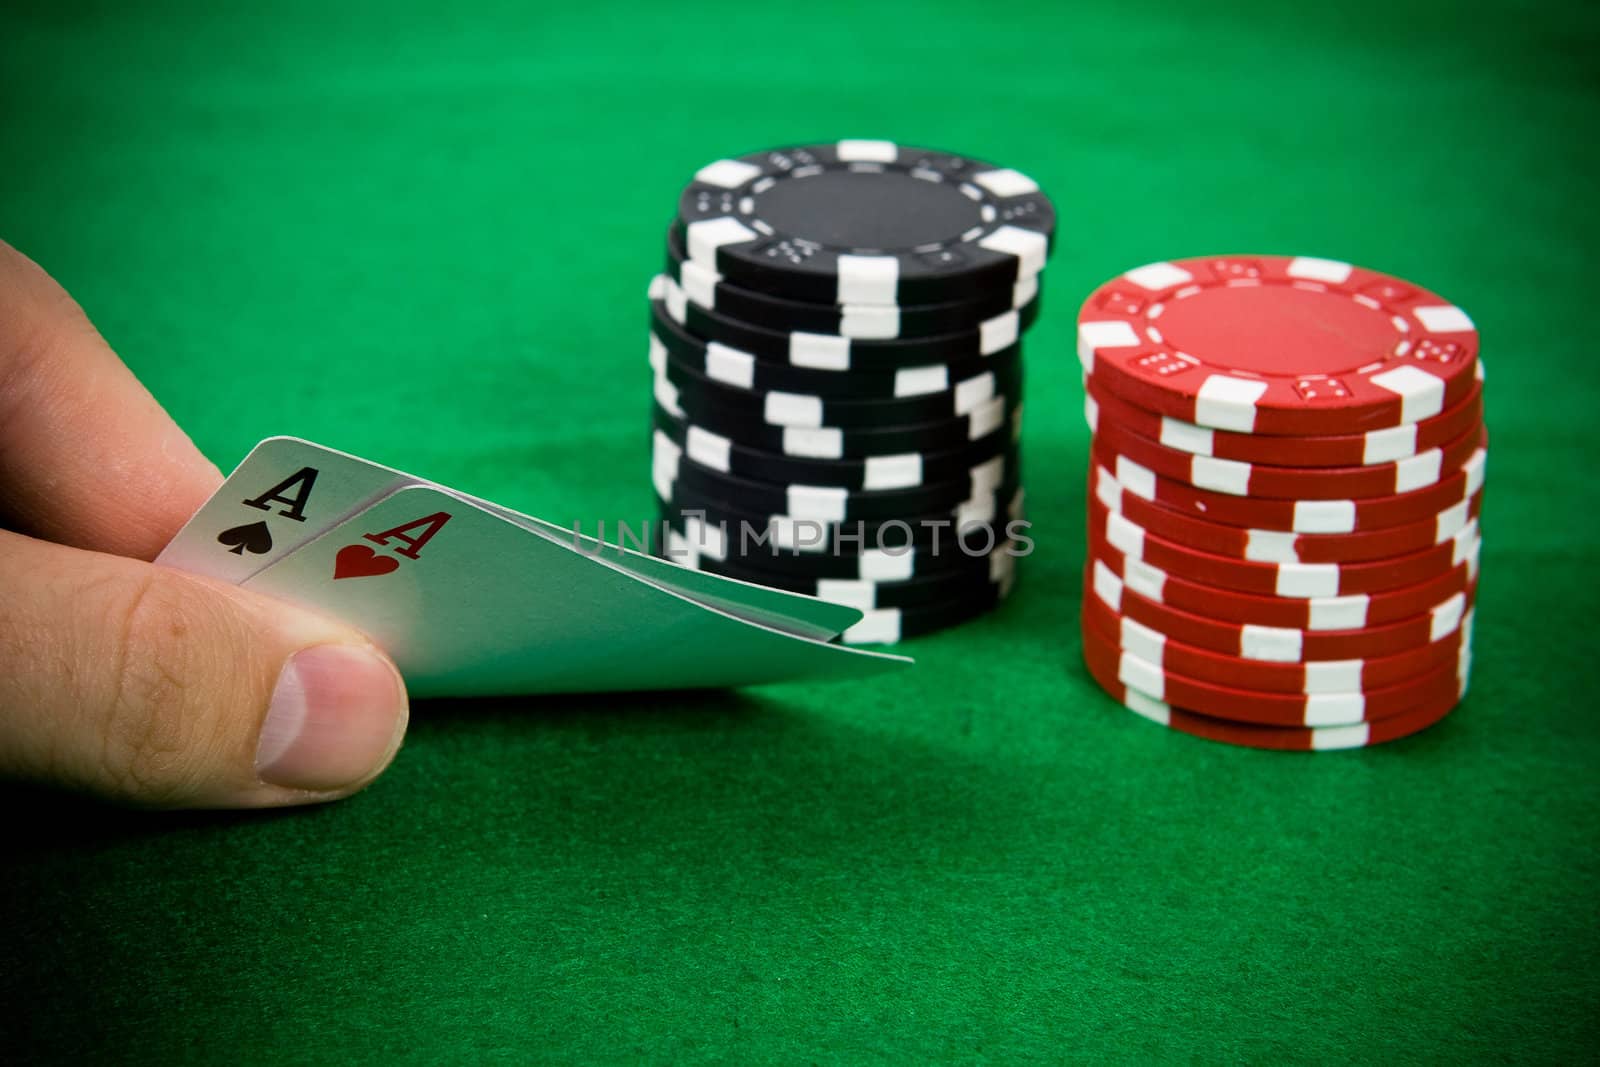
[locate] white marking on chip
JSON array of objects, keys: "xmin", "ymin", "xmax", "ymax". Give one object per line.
[
  {"xmin": 1241, "ymin": 625, "xmax": 1303, "ymax": 662},
  {"xmin": 1244, "ymin": 530, "xmax": 1299, "ymax": 563},
  {"xmin": 844, "ymin": 609, "xmax": 900, "ymax": 644},
  {"xmin": 1291, "ymin": 499, "xmax": 1357, "ymax": 534},
  {"xmin": 1125, "ymin": 261, "xmax": 1193, "ymax": 290},
  {"xmin": 972, "ymin": 168, "xmax": 1039, "ymax": 197},
  {"xmin": 661, "ymin": 275, "xmax": 688, "ymax": 323},
  {"xmin": 1092, "ymin": 560, "xmax": 1124, "ymax": 611},
  {"xmin": 1159, "ymin": 416, "xmax": 1214, "ymax": 456},
  {"xmin": 1079, "ymin": 320, "xmax": 1142, "ymax": 350},
  {"xmin": 765, "ymin": 392, "xmax": 824, "ymax": 427},
  {"xmin": 1311, "ymin": 723, "xmax": 1371, "ymax": 750},
  {"xmin": 1276, "ymin": 564, "xmax": 1340, "ymax": 599},
  {"xmin": 1363, "ymin": 423, "xmax": 1418, "ymax": 464},
  {"xmin": 1463, "ymin": 449, "xmax": 1488, "ymax": 495},
  {"xmin": 1286, "ymin": 256, "xmax": 1353, "ymax": 283},
  {"xmin": 1104, "ymin": 510, "xmax": 1145, "ymax": 559},
  {"xmin": 1123, "ymin": 688, "xmax": 1172, "ymax": 726},
  {"xmin": 895, "ymin": 365, "xmax": 949, "ymax": 397},
  {"xmin": 837, "ymin": 255, "xmax": 898, "ymax": 304},
  {"xmin": 787, "ymin": 486, "xmax": 847, "ymax": 522},
  {"xmin": 1371, "ymin": 365, "xmax": 1446, "ymax": 423},
  {"xmin": 1414, "ymin": 305, "xmax": 1475, "ymax": 333},
  {"xmin": 839, "ymin": 305, "xmax": 899, "ymax": 339},
  {"xmin": 836, "ymin": 139, "xmax": 898, "ymax": 162},
  {"xmin": 1304, "ymin": 660, "xmax": 1363, "ymax": 693},
  {"xmin": 1117, "ymin": 651, "xmax": 1165, "ymax": 700},
  {"xmin": 1429, "ymin": 593, "xmax": 1466, "ymax": 641},
  {"xmin": 684, "ymin": 426, "xmax": 731, "ymax": 472},
  {"xmin": 685, "ymin": 216, "xmax": 758, "ymax": 266},
  {"xmin": 1304, "ymin": 694, "xmax": 1364, "ymax": 727},
  {"xmin": 1435, "ymin": 499, "xmax": 1470, "ymax": 541},
  {"xmin": 1114, "ymin": 457, "xmax": 1157, "ymax": 500},
  {"xmin": 790, "ymin": 332, "xmax": 851, "ymax": 371},
  {"xmin": 978, "ymin": 226, "xmax": 1047, "ymax": 276},
  {"xmin": 953, "ymin": 372, "xmax": 996, "ymax": 414},
  {"xmin": 781, "ymin": 426, "xmax": 842, "ymax": 458},
  {"xmin": 971, "ymin": 456, "xmax": 1006, "ymax": 495},
  {"xmin": 705, "ymin": 342, "xmax": 755, "ymax": 389},
  {"xmin": 653, "ymin": 375, "xmax": 684, "ymax": 418},
  {"xmin": 863, "ymin": 454, "xmax": 921, "ymax": 490},
  {"xmin": 980, "ymin": 311, "xmax": 1019, "ymax": 354},
  {"xmin": 695, "ymin": 159, "xmax": 763, "ymax": 188},
  {"xmin": 1094, "ymin": 465, "xmax": 1120, "ymax": 510},
  {"xmin": 1118, "ymin": 615, "xmax": 1166, "ymax": 664},
  {"xmin": 679, "ymin": 257, "xmax": 721, "ymax": 308},
  {"xmin": 967, "ymin": 396, "xmax": 1005, "ymax": 439},
  {"xmin": 1194, "ymin": 376, "xmax": 1268, "ymax": 433},
  {"xmin": 1122, "ymin": 557, "xmax": 1167, "ymax": 602},
  {"xmin": 859, "ymin": 549, "xmax": 914, "ymax": 582},
  {"xmin": 1307, "ymin": 595, "xmax": 1369, "ymax": 631},
  {"xmin": 1192, "ymin": 455, "xmax": 1252, "ymax": 495},
  {"xmin": 1394, "ymin": 449, "xmax": 1444, "ymax": 493}
]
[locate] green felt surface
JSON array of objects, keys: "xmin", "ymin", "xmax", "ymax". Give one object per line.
[{"xmin": 2, "ymin": 1, "xmax": 1598, "ymax": 1061}]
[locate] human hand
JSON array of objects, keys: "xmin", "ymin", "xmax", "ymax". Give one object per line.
[{"xmin": 0, "ymin": 242, "xmax": 409, "ymax": 808}]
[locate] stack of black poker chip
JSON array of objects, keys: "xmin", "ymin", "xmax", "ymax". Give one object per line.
[{"xmin": 647, "ymin": 140, "xmax": 1056, "ymax": 643}]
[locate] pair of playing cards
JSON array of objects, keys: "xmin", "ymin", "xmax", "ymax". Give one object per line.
[{"xmin": 157, "ymin": 438, "xmax": 909, "ymax": 697}]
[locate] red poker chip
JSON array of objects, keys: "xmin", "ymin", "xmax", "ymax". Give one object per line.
[
  {"xmin": 1083, "ymin": 649, "xmax": 1463, "ymax": 751},
  {"xmin": 1083, "ymin": 370, "xmax": 1485, "ymax": 469},
  {"xmin": 1077, "ymin": 255, "xmax": 1480, "ymax": 435},
  {"xmin": 1084, "ymin": 558, "xmax": 1476, "ymax": 663},
  {"xmin": 1080, "ymin": 592, "xmax": 1472, "ymax": 695},
  {"xmin": 1086, "ymin": 399, "xmax": 1484, "ymax": 501},
  {"xmin": 1087, "ymin": 496, "xmax": 1479, "ymax": 599},
  {"xmin": 1080, "ymin": 617, "xmax": 1468, "ymax": 727},
  {"xmin": 1093, "ymin": 431, "xmax": 1486, "ymax": 533},
  {"xmin": 1089, "ymin": 462, "xmax": 1485, "ymax": 564},
  {"xmin": 1087, "ymin": 525, "xmax": 1480, "ymax": 630}
]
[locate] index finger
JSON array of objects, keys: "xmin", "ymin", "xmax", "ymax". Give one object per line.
[{"xmin": 0, "ymin": 241, "xmax": 220, "ymax": 560}]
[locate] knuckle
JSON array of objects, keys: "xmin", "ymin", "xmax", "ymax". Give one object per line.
[{"xmin": 94, "ymin": 573, "xmax": 211, "ymax": 804}]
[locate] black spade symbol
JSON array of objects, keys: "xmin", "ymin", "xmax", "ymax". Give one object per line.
[{"xmin": 217, "ymin": 521, "xmax": 273, "ymax": 556}]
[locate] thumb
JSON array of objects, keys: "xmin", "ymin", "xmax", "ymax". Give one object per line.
[{"xmin": 0, "ymin": 529, "xmax": 410, "ymax": 808}]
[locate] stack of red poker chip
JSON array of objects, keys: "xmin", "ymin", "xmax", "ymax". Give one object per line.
[{"xmin": 1075, "ymin": 255, "xmax": 1486, "ymax": 751}]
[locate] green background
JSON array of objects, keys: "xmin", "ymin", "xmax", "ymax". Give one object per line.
[{"xmin": 2, "ymin": 0, "xmax": 1597, "ymax": 1061}]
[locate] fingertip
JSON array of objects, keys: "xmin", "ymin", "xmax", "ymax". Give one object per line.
[{"xmin": 255, "ymin": 643, "xmax": 410, "ymax": 798}]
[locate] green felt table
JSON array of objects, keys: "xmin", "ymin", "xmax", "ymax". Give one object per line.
[{"xmin": 2, "ymin": 1, "xmax": 1597, "ymax": 1062}]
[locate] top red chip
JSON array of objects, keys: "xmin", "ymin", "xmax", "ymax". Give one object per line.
[{"xmin": 1077, "ymin": 256, "xmax": 1480, "ymax": 436}]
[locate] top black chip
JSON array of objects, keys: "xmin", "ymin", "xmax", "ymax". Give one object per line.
[{"xmin": 673, "ymin": 141, "xmax": 1056, "ymax": 306}]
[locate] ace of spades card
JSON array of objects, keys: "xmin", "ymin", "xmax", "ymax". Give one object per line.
[{"xmin": 157, "ymin": 438, "xmax": 412, "ymax": 585}]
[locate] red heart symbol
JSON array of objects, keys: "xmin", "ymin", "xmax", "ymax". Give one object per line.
[{"xmin": 333, "ymin": 544, "xmax": 399, "ymax": 580}]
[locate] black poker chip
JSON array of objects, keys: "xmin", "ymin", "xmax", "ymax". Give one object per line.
[
  {"xmin": 650, "ymin": 274, "xmax": 1041, "ymax": 371},
  {"xmin": 649, "ymin": 378, "xmax": 1022, "ymax": 459},
  {"xmin": 650, "ymin": 401, "xmax": 1019, "ymax": 492},
  {"xmin": 651, "ymin": 333, "xmax": 1024, "ymax": 431},
  {"xmin": 673, "ymin": 141, "xmax": 1055, "ymax": 305},
  {"xmin": 654, "ymin": 428, "xmax": 1021, "ymax": 523},
  {"xmin": 649, "ymin": 288, "xmax": 1024, "ymax": 399},
  {"xmin": 655, "ymin": 476, "xmax": 1025, "ymax": 555},
  {"xmin": 662, "ymin": 225, "xmax": 1039, "ymax": 341}
]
